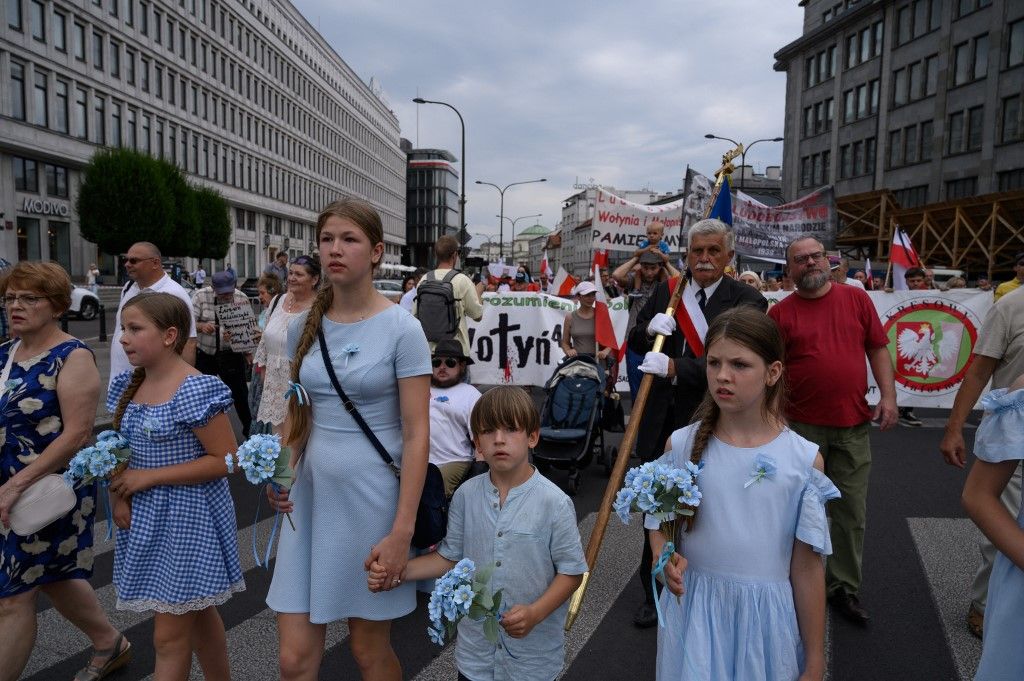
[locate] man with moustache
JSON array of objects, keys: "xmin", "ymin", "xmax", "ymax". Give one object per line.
[
  {"xmin": 626, "ymin": 217, "xmax": 767, "ymax": 627},
  {"xmin": 769, "ymin": 235, "xmax": 898, "ymax": 625},
  {"xmin": 428, "ymin": 340, "xmax": 482, "ymax": 497}
]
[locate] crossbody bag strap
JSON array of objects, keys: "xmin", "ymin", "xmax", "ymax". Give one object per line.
[
  {"xmin": 1, "ymin": 339, "xmax": 21, "ymax": 386},
  {"xmin": 316, "ymin": 327, "xmax": 400, "ymax": 477}
]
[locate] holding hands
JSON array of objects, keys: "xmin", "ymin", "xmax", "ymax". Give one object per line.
[
  {"xmin": 363, "ymin": 533, "xmax": 410, "ymax": 591},
  {"xmin": 108, "ymin": 468, "xmax": 155, "ymax": 497}
]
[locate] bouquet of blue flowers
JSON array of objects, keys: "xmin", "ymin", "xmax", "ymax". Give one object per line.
[
  {"xmin": 64, "ymin": 430, "xmax": 131, "ymax": 487},
  {"xmin": 613, "ymin": 461, "xmax": 702, "ymax": 626},
  {"xmin": 226, "ymin": 433, "xmax": 296, "ymax": 565},
  {"xmin": 427, "ymin": 559, "xmax": 504, "ymax": 647}
]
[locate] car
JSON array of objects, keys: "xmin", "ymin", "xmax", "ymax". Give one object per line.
[
  {"xmin": 373, "ymin": 279, "xmax": 404, "ymax": 303},
  {"xmin": 68, "ymin": 286, "xmax": 101, "ymax": 320}
]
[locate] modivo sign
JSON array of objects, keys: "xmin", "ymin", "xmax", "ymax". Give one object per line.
[{"xmin": 22, "ymin": 197, "xmax": 70, "ymax": 217}]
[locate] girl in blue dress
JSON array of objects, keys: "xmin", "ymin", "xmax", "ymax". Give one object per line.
[
  {"xmin": 649, "ymin": 307, "xmax": 838, "ymax": 681},
  {"xmin": 962, "ymin": 372, "xmax": 1024, "ymax": 681},
  {"xmin": 106, "ymin": 292, "xmax": 243, "ymax": 680}
]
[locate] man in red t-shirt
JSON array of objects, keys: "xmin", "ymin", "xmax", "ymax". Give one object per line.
[{"xmin": 768, "ymin": 236, "xmax": 898, "ymax": 626}]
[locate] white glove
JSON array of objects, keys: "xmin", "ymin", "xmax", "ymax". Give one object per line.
[
  {"xmin": 638, "ymin": 352, "xmax": 670, "ymax": 377},
  {"xmin": 647, "ymin": 312, "xmax": 677, "ymax": 337}
]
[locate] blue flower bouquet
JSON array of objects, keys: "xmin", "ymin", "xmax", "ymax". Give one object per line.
[
  {"xmin": 64, "ymin": 430, "xmax": 132, "ymax": 487},
  {"xmin": 226, "ymin": 433, "xmax": 296, "ymax": 565},
  {"xmin": 613, "ymin": 461, "xmax": 702, "ymax": 626},
  {"xmin": 427, "ymin": 559, "xmax": 504, "ymax": 647}
]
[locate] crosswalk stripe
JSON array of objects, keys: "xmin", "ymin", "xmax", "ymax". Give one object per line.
[{"xmin": 24, "ymin": 514, "xmax": 281, "ymax": 677}]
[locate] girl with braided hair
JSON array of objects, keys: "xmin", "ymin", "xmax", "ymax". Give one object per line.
[
  {"xmin": 106, "ymin": 292, "xmax": 242, "ymax": 680},
  {"xmin": 264, "ymin": 198, "xmax": 431, "ymax": 681},
  {"xmin": 648, "ymin": 307, "xmax": 838, "ymax": 681}
]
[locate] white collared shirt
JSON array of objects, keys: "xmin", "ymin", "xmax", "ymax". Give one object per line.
[{"xmin": 697, "ymin": 275, "xmax": 724, "ymax": 303}]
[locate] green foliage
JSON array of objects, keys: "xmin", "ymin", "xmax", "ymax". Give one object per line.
[{"xmin": 77, "ymin": 148, "xmax": 233, "ymax": 260}]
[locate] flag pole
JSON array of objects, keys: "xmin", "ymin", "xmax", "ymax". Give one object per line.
[{"xmin": 565, "ymin": 145, "xmax": 742, "ymax": 631}]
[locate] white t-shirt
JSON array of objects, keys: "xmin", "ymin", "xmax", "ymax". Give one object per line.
[
  {"xmin": 399, "ymin": 287, "xmax": 416, "ymax": 312},
  {"xmin": 845, "ymin": 277, "xmax": 866, "ymax": 289},
  {"xmin": 109, "ymin": 274, "xmax": 198, "ymax": 387},
  {"xmin": 428, "ymin": 382, "xmax": 482, "ymax": 466}
]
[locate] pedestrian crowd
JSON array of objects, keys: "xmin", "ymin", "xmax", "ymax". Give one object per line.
[{"xmin": 0, "ymin": 201, "xmax": 1023, "ymax": 680}]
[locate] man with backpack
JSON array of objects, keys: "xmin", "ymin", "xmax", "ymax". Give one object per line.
[{"xmin": 413, "ymin": 235, "xmax": 485, "ymax": 357}]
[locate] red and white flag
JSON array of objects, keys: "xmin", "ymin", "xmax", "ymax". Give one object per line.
[
  {"xmin": 890, "ymin": 228, "xmax": 921, "ymax": 291},
  {"xmin": 551, "ymin": 267, "xmax": 578, "ymax": 297},
  {"xmin": 667, "ymin": 276, "xmax": 709, "ymax": 357},
  {"xmin": 540, "ymin": 251, "xmax": 554, "ymax": 279},
  {"xmin": 592, "ymin": 264, "xmax": 621, "ymax": 358},
  {"xmin": 592, "ymin": 248, "xmax": 609, "ymax": 269},
  {"xmin": 864, "ymin": 258, "xmax": 874, "ymax": 290}
]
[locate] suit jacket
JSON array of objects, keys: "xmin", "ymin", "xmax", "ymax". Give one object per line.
[{"xmin": 627, "ymin": 276, "xmax": 768, "ymax": 456}]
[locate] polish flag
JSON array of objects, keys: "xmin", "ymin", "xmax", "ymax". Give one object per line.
[
  {"xmin": 592, "ymin": 264, "xmax": 621, "ymax": 357},
  {"xmin": 592, "ymin": 248, "xmax": 609, "ymax": 269},
  {"xmin": 540, "ymin": 251, "xmax": 554, "ymax": 279},
  {"xmin": 864, "ymin": 258, "xmax": 874, "ymax": 290},
  {"xmin": 551, "ymin": 267, "xmax": 578, "ymax": 297},
  {"xmin": 890, "ymin": 228, "xmax": 921, "ymax": 291},
  {"xmin": 667, "ymin": 276, "xmax": 709, "ymax": 357}
]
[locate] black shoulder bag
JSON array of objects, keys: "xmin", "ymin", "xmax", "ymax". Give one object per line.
[{"xmin": 316, "ymin": 327, "xmax": 447, "ymax": 549}]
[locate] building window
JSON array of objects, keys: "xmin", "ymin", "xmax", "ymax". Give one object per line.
[
  {"xmin": 73, "ymin": 86, "xmax": 87, "ymax": 138},
  {"xmin": 53, "ymin": 11, "xmax": 66, "ymax": 50},
  {"xmin": 1001, "ymin": 95, "xmax": 1022, "ymax": 143},
  {"xmin": 140, "ymin": 57, "xmax": 149, "ymax": 92},
  {"xmin": 110, "ymin": 41, "xmax": 120, "ymax": 78},
  {"xmin": 142, "ymin": 114, "xmax": 150, "ymax": 154},
  {"xmin": 32, "ymin": 69, "xmax": 47, "ymax": 127},
  {"xmin": 44, "ymin": 163, "xmax": 68, "ymax": 197},
  {"xmin": 93, "ymin": 31, "xmax": 104, "ymax": 70},
  {"xmin": 920, "ymin": 120, "xmax": 934, "ymax": 161},
  {"xmin": 127, "ymin": 108, "xmax": 136, "ymax": 149},
  {"xmin": 73, "ymin": 22, "xmax": 85, "ymax": 60},
  {"xmin": 54, "ymin": 79, "xmax": 68, "ymax": 133},
  {"xmin": 126, "ymin": 49, "xmax": 135, "ymax": 85},
  {"xmin": 153, "ymin": 9, "xmax": 161, "ymax": 43},
  {"xmin": 967, "ymin": 105, "xmax": 984, "ymax": 150},
  {"xmin": 108, "ymin": 0, "xmax": 117, "ymax": 17},
  {"xmin": 889, "ymin": 129, "xmax": 903, "ymax": 167},
  {"xmin": 7, "ymin": 0, "xmax": 21, "ymax": 30},
  {"xmin": 111, "ymin": 102, "xmax": 121, "ymax": 147},
  {"xmin": 904, "ymin": 124, "xmax": 919, "ymax": 164},
  {"xmin": 140, "ymin": 1, "xmax": 148, "ymax": 34},
  {"xmin": 155, "ymin": 65, "xmax": 163, "ymax": 98},
  {"xmin": 955, "ymin": 0, "xmax": 992, "ymax": 19},
  {"xmin": 29, "ymin": 0, "xmax": 43, "ymax": 41},
  {"xmin": 948, "ymin": 110, "xmax": 965, "ymax": 153},
  {"xmin": 10, "ymin": 60, "xmax": 25, "ymax": 120},
  {"xmin": 895, "ymin": 185, "xmax": 929, "ymax": 208},
  {"xmin": 14, "ymin": 156, "xmax": 38, "ymax": 192},
  {"xmin": 946, "ymin": 177, "xmax": 977, "ymax": 199},
  {"xmin": 94, "ymin": 96, "xmax": 105, "ymax": 145},
  {"xmin": 126, "ymin": 0, "xmax": 134, "ymax": 25},
  {"xmin": 998, "ymin": 169, "xmax": 1024, "ymax": 192},
  {"xmin": 953, "ymin": 34, "xmax": 989, "ymax": 86},
  {"xmin": 1008, "ymin": 19, "xmax": 1023, "ymax": 69}
]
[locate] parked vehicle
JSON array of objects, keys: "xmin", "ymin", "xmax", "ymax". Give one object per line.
[
  {"xmin": 373, "ymin": 279, "xmax": 404, "ymax": 303},
  {"xmin": 68, "ymin": 286, "xmax": 100, "ymax": 320}
]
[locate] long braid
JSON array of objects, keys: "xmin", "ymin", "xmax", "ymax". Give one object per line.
[
  {"xmin": 113, "ymin": 368, "xmax": 146, "ymax": 431},
  {"xmin": 285, "ymin": 285, "xmax": 334, "ymax": 450},
  {"xmin": 684, "ymin": 393, "xmax": 721, "ymax": 532}
]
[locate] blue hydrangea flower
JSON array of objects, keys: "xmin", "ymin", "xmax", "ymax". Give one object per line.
[
  {"xmin": 427, "ymin": 626, "xmax": 446, "ymax": 646},
  {"xmin": 744, "ymin": 454, "xmax": 777, "ymax": 488}
]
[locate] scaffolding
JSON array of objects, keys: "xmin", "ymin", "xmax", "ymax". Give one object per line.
[{"xmin": 836, "ymin": 189, "xmax": 1024, "ymax": 278}]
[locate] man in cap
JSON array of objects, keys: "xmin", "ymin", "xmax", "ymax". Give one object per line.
[
  {"xmin": 428, "ymin": 339, "xmax": 482, "ymax": 497},
  {"xmin": 192, "ymin": 270, "xmax": 255, "ymax": 436}
]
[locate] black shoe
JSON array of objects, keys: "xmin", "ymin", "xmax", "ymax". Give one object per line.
[
  {"xmin": 828, "ymin": 591, "xmax": 870, "ymax": 626},
  {"xmin": 632, "ymin": 602, "xmax": 659, "ymax": 629},
  {"xmin": 898, "ymin": 408, "xmax": 923, "ymax": 427}
]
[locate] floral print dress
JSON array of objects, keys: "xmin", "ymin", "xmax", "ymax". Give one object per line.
[{"xmin": 0, "ymin": 339, "xmax": 97, "ymax": 598}]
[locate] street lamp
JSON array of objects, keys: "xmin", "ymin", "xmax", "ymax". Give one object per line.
[
  {"xmin": 475, "ymin": 178, "xmax": 547, "ymax": 261},
  {"xmin": 704, "ymin": 133, "xmax": 784, "ymax": 191},
  {"xmin": 413, "ymin": 97, "xmax": 467, "ymax": 255},
  {"xmin": 497, "ymin": 213, "xmax": 542, "ymax": 265}
]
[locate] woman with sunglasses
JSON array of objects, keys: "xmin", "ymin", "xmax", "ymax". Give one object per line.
[
  {"xmin": 0, "ymin": 262, "xmax": 131, "ymax": 681},
  {"xmin": 253, "ymin": 255, "xmax": 320, "ymax": 433}
]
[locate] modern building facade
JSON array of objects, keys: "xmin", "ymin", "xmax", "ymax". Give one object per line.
[
  {"xmin": 2, "ymin": 0, "xmax": 406, "ymax": 281},
  {"xmin": 774, "ymin": 0, "xmax": 1024, "ymax": 207},
  {"xmin": 401, "ymin": 137, "xmax": 458, "ymax": 267}
]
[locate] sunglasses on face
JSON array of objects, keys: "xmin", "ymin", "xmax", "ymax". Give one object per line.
[
  {"xmin": 432, "ymin": 357, "xmax": 459, "ymax": 368},
  {"xmin": 125, "ymin": 256, "xmax": 158, "ymax": 264}
]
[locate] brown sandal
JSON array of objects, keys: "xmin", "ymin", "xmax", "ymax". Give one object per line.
[{"xmin": 74, "ymin": 633, "xmax": 132, "ymax": 681}]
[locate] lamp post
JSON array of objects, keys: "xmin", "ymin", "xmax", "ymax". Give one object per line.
[
  {"xmin": 413, "ymin": 97, "xmax": 467, "ymax": 255},
  {"xmin": 497, "ymin": 213, "xmax": 542, "ymax": 265},
  {"xmin": 704, "ymin": 134, "xmax": 784, "ymax": 191},
  {"xmin": 473, "ymin": 231, "xmax": 498, "ymax": 261},
  {"xmin": 475, "ymin": 178, "xmax": 547, "ymax": 262}
]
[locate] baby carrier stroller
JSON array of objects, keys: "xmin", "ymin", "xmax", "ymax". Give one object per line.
[{"xmin": 533, "ymin": 354, "xmax": 607, "ymax": 496}]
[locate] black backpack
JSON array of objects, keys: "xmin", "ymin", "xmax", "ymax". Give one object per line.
[{"xmin": 415, "ymin": 270, "xmax": 460, "ymax": 342}]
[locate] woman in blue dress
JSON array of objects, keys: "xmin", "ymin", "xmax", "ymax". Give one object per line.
[
  {"xmin": 0, "ymin": 262, "xmax": 129, "ymax": 681},
  {"xmin": 962, "ymin": 372, "xmax": 1024, "ymax": 681},
  {"xmin": 266, "ymin": 198, "xmax": 431, "ymax": 680},
  {"xmin": 648, "ymin": 308, "xmax": 838, "ymax": 681}
]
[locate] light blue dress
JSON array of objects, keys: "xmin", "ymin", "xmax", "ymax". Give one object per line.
[
  {"xmin": 107, "ymin": 372, "xmax": 244, "ymax": 613},
  {"xmin": 266, "ymin": 306, "xmax": 431, "ymax": 623},
  {"xmin": 973, "ymin": 388, "xmax": 1024, "ymax": 681},
  {"xmin": 649, "ymin": 424, "xmax": 839, "ymax": 681}
]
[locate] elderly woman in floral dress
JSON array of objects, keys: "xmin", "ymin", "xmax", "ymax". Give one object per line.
[{"xmin": 0, "ymin": 262, "xmax": 130, "ymax": 681}]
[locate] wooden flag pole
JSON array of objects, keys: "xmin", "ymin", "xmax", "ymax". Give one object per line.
[{"xmin": 565, "ymin": 145, "xmax": 742, "ymax": 631}]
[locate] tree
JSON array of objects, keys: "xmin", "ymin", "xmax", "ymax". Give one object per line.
[
  {"xmin": 76, "ymin": 149, "xmax": 174, "ymax": 255},
  {"xmin": 153, "ymin": 160, "xmax": 200, "ymax": 257},
  {"xmin": 193, "ymin": 186, "xmax": 231, "ymax": 260}
]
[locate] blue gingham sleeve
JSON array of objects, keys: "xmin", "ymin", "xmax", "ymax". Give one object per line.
[
  {"xmin": 105, "ymin": 370, "xmax": 135, "ymax": 413},
  {"xmin": 795, "ymin": 468, "xmax": 841, "ymax": 555},
  {"xmin": 974, "ymin": 388, "xmax": 1024, "ymax": 463},
  {"xmin": 172, "ymin": 374, "xmax": 234, "ymax": 429}
]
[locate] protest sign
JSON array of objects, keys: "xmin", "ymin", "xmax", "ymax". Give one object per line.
[
  {"xmin": 215, "ymin": 302, "xmax": 259, "ymax": 354},
  {"xmin": 589, "ymin": 189, "xmax": 686, "ymax": 254}
]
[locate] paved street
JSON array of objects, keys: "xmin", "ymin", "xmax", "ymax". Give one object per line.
[{"xmin": 23, "ymin": 330, "xmax": 984, "ymax": 681}]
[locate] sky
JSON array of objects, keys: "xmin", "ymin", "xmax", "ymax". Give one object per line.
[{"xmin": 292, "ymin": 0, "xmax": 805, "ymax": 245}]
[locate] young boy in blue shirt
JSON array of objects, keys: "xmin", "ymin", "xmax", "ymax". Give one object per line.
[{"xmin": 368, "ymin": 386, "xmax": 587, "ymax": 681}]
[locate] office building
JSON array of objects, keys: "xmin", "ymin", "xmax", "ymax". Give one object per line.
[{"xmin": 401, "ymin": 137, "xmax": 458, "ymax": 267}]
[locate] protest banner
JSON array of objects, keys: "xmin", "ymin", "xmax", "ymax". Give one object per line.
[
  {"xmin": 215, "ymin": 302, "xmax": 259, "ymax": 353},
  {"xmin": 589, "ymin": 189, "xmax": 686, "ymax": 254},
  {"xmin": 466, "ymin": 290, "xmax": 991, "ymax": 408}
]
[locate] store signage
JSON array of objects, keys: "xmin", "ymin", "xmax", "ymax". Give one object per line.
[{"xmin": 21, "ymin": 197, "xmax": 71, "ymax": 217}]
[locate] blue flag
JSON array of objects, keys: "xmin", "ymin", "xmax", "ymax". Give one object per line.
[{"xmin": 709, "ymin": 175, "xmax": 733, "ymax": 226}]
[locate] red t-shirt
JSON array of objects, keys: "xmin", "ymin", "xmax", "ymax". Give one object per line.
[{"xmin": 768, "ymin": 284, "xmax": 888, "ymax": 427}]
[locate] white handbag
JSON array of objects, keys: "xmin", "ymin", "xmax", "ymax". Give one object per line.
[{"xmin": 2, "ymin": 341, "xmax": 78, "ymax": 536}]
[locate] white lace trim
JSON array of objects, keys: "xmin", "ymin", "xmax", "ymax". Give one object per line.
[
  {"xmin": 116, "ymin": 579, "xmax": 245, "ymax": 614},
  {"xmin": 256, "ymin": 306, "xmax": 301, "ymax": 426}
]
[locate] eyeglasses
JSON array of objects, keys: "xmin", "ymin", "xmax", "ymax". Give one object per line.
[
  {"xmin": 125, "ymin": 256, "xmax": 158, "ymax": 264},
  {"xmin": 3, "ymin": 294, "xmax": 45, "ymax": 307},
  {"xmin": 432, "ymin": 357, "xmax": 459, "ymax": 368},
  {"xmin": 791, "ymin": 251, "xmax": 827, "ymax": 265}
]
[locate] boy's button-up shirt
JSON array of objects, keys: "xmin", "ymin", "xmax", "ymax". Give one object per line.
[{"xmin": 438, "ymin": 470, "xmax": 587, "ymax": 681}]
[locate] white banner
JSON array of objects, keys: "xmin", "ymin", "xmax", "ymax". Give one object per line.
[
  {"xmin": 466, "ymin": 290, "xmax": 993, "ymax": 408},
  {"xmin": 589, "ymin": 189, "xmax": 686, "ymax": 253}
]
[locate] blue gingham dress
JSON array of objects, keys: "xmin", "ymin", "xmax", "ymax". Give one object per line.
[{"xmin": 106, "ymin": 372, "xmax": 244, "ymax": 613}]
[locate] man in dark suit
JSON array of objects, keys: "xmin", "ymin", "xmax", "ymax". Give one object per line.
[{"xmin": 626, "ymin": 218, "xmax": 768, "ymax": 627}]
